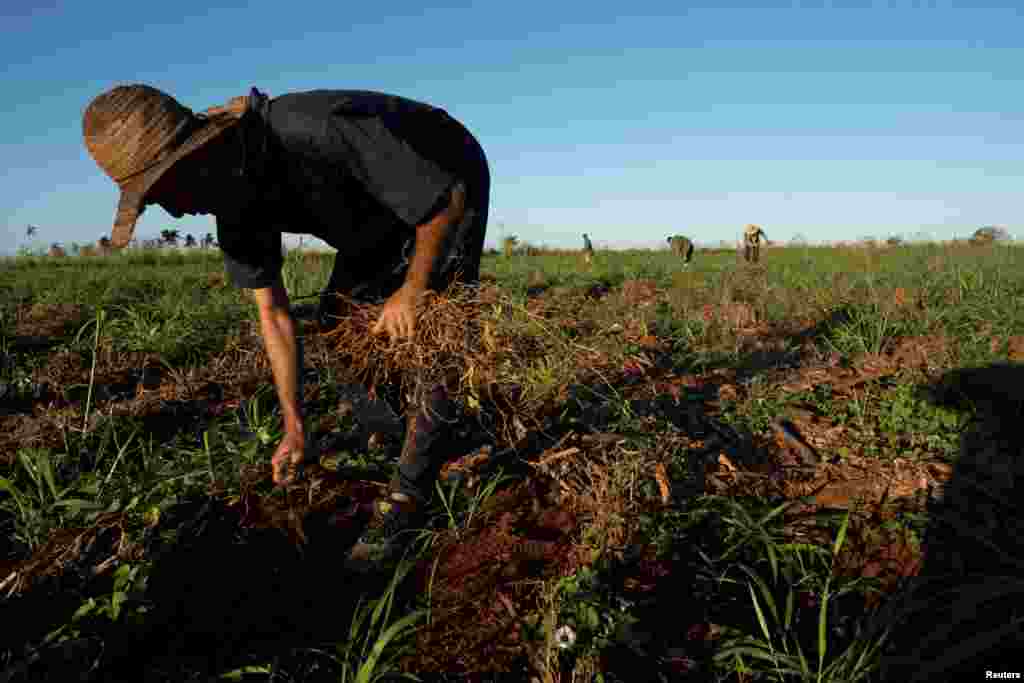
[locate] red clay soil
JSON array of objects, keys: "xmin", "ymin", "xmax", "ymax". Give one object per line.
[
  {"xmin": 400, "ymin": 477, "xmax": 592, "ymax": 674},
  {"xmin": 12, "ymin": 304, "xmax": 88, "ymax": 340},
  {"xmin": 997, "ymin": 335, "xmax": 1024, "ymax": 361},
  {"xmin": 620, "ymin": 279, "xmax": 660, "ymax": 306},
  {"xmin": 0, "ymin": 415, "xmax": 65, "ymax": 465},
  {"xmin": 702, "ymin": 302, "xmax": 759, "ymax": 330}
]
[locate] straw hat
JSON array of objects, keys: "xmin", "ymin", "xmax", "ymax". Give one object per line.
[{"xmin": 83, "ymin": 84, "xmax": 250, "ymax": 248}]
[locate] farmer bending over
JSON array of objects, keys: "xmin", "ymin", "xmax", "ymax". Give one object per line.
[
  {"xmin": 82, "ymin": 85, "xmax": 490, "ymax": 567},
  {"xmin": 743, "ymin": 224, "xmax": 767, "ymax": 263},
  {"xmin": 581, "ymin": 233, "xmax": 594, "ymax": 265},
  {"xmin": 667, "ymin": 234, "xmax": 694, "ymax": 266}
]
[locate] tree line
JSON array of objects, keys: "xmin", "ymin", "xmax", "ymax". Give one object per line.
[{"xmin": 21, "ymin": 225, "xmax": 218, "ymax": 257}]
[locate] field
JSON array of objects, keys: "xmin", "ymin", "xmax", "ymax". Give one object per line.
[{"xmin": 1, "ymin": 242, "xmax": 1022, "ymax": 682}]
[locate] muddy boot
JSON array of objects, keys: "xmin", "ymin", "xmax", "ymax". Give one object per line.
[
  {"xmin": 345, "ymin": 383, "xmax": 456, "ymax": 572},
  {"xmin": 391, "ymin": 383, "xmax": 457, "ymax": 504}
]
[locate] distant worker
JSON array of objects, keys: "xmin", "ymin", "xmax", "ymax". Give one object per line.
[
  {"xmin": 667, "ymin": 234, "xmax": 694, "ymax": 266},
  {"xmin": 743, "ymin": 224, "xmax": 767, "ymax": 263},
  {"xmin": 582, "ymin": 233, "xmax": 594, "ymax": 265}
]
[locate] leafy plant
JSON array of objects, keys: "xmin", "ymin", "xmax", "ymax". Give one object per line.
[
  {"xmin": 873, "ymin": 380, "xmax": 964, "ymax": 456},
  {"xmin": 433, "ymin": 466, "xmax": 513, "ymax": 535},
  {"xmin": 819, "ymin": 302, "xmax": 906, "ymax": 358},
  {"xmin": 554, "ymin": 564, "xmax": 636, "ymax": 659},
  {"xmin": 0, "ymin": 449, "xmax": 105, "ymax": 550},
  {"xmin": 334, "ymin": 555, "xmax": 425, "ymax": 683},
  {"xmin": 69, "ymin": 563, "xmax": 149, "ymax": 626},
  {"xmin": 236, "ymin": 385, "xmax": 283, "ymax": 448},
  {"xmin": 96, "ymin": 303, "xmax": 207, "ymax": 364},
  {"xmin": 713, "ymin": 512, "xmax": 893, "ymax": 682}
]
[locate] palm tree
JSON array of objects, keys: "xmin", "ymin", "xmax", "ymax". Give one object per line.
[
  {"xmin": 184, "ymin": 233, "xmax": 197, "ymax": 248},
  {"xmin": 201, "ymin": 232, "xmax": 216, "ymax": 249},
  {"xmin": 26, "ymin": 225, "xmax": 38, "ymax": 239},
  {"xmin": 160, "ymin": 229, "xmax": 180, "ymax": 247}
]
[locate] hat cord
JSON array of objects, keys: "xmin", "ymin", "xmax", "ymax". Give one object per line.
[{"xmin": 234, "ymin": 87, "xmax": 271, "ymax": 179}]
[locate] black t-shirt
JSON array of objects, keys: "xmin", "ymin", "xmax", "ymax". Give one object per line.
[{"xmin": 217, "ymin": 89, "xmax": 472, "ymax": 290}]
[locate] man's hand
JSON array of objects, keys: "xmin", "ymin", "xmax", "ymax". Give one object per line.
[
  {"xmin": 271, "ymin": 429, "xmax": 307, "ymax": 486},
  {"xmin": 372, "ymin": 285, "xmax": 422, "ymax": 342},
  {"xmin": 373, "ymin": 180, "xmax": 465, "ymax": 343}
]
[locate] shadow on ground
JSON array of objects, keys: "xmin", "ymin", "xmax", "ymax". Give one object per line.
[
  {"xmin": 879, "ymin": 363, "xmax": 1024, "ymax": 682},
  {"xmin": 1, "ymin": 371, "xmax": 567, "ymax": 681},
  {"xmin": 1, "ymin": 487, "xmax": 430, "ymax": 682}
]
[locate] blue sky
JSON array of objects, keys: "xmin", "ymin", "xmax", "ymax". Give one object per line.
[{"xmin": 2, "ymin": 1, "xmax": 1023, "ymax": 255}]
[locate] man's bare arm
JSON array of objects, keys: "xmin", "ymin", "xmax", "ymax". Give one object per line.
[
  {"xmin": 253, "ymin": 278, "xmax": 304, "ymax": 437},
  {"xmin": 403, "ymin": 181, "xmax": 466, "ymax": 295},
  {"xmin": 372, "ymin": 181, "xmax": 466, "ymax": 341}
]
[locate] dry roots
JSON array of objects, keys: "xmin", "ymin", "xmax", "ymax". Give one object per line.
[{"xmin": 321, "ymin": 283, "xmax": 582, "ymax": 443}]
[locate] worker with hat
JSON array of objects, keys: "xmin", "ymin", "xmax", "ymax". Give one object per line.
[
  {"xmin": 82, "ymin": 84, "xmax": 490, "ymax": 568},
  {"xmin": 743, "ymin": 224, "xmax": 767, "ymax": 263}
]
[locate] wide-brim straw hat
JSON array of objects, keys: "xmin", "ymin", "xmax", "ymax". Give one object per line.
[{"xmin": 82, "ymin": 84, "xmax": 250, "ymax": 248}]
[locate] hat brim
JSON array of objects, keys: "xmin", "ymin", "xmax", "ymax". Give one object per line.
[{"xmin": 110, "ymin": 113, "xmax": 241, "ymax": 248}]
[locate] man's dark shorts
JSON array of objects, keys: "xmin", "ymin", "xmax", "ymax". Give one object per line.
[{"xmin": 318, "ymin": 136, "xmax": 490, "ymax": 324}]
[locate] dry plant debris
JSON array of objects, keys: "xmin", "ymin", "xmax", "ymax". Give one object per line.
[
  {"xmin": 1, "ymin": 513, "xmax": 134, "ymax": 598},
  {"xmin": 322, "ymin": 283, "xmax": 611, "ymax": 443}
]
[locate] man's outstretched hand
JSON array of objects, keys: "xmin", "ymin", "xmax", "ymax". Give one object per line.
[
  {"xmin": 271, "ymin": 429, "xmax": 306, "ymax": 486},
  {"xmin": 372, "ymin": 285, "xmax": 421, "ymax": 342}
]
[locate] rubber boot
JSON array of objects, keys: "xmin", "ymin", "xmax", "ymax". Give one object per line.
[
  {"xmin": 343, "ymin": 379, "xmax": 456, "ymax": 570},
  {"xmin": 389, "ymin": 381, "xmax": 457, "ymax": 505}
]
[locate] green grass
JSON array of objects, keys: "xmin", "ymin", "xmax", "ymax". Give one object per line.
[{"xmin": 2, "ymin": 241, "xmax": 1022, "ymax": 681}]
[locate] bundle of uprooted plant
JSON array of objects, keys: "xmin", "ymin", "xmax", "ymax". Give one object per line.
[{"xmin": 321, "ymin": 282, "xmax": 603, "ymax": 444}]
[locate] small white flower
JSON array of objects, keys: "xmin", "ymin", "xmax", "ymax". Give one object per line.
[{"xmin": 554, "ymin": 625, "xmax": 576, "ymax": 650}]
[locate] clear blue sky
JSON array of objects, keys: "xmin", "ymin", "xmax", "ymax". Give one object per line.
[{"xmin": 2, "ymin": 1, "xmax": 1023, "ymax": 255}]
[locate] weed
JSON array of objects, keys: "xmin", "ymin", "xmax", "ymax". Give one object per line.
[
  {"xmin": 333, "ymin": 553, "xmax": 426, "ymax": 682},
  {"xmin": 873, "ymin": 380, "xmax": 965, "ymax": 458},
  {"xmin": 790, "ymin": 377, "xmax": 967, "ymax": 461},
  {"xmin": 818, "ymin": 301, "xmax": 908, "ymax": 359},
  {"xmin": 729, "ymin": 378, "xmax": 794, "ymax": 434},
  {"xmin": 713, "ymin": 511, "xmax": 892, "ymax": 682},
  {"xmin": 280, "ymin": 247, "xmax": 331, "ymax": 303},
  {"xmin": 554, "ymin": 562, "xmax": 638, "ymax": 661},
  {"xmin": 236, "ymin": 384, "xmax": 283, "ymax": 448},
  {"xmin": 70, "ymin": 306, "xmax": 106, "ymax": 433},
  {"xmin": 433, "ymin": 466, "xmax": 513, "ymax": 535},
  {"xmin": 0, "ymin": 449, "xmax": 105, "ymax": 550}
]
